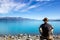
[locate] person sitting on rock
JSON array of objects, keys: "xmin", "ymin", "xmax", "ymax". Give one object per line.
[{"xmin": 39, "ymin": 18, "xmax": 54, "ymax": 40}]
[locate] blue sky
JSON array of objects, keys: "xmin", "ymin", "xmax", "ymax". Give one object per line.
[{"xmin": 0, "ymin": 0, "xmax": 60, "ymax": 20}]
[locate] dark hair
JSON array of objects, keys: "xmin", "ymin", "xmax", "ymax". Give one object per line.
[{"xmin": 43, "ymin": 18, "xmax": 48, "ymax": 21}]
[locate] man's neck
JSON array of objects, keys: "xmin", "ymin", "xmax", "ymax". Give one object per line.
[{"xmin": 44, "ymin": 22, "xmax": 47, "ymax": 24}]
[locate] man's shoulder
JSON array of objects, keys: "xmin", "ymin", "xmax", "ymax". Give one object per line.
[
  {"xmin": 41, "ymin": 23, "xmax": 51, "ymax": 26},
  {"xmin": 40, "ymin": 24, "xmax": 44, "ymax": 28},
  {"xmin": 40, "ymin": 24, "xmax": 44, "ymax": 26},
  {"xmin": 47, "ymin": 23, "xmax": 53, "ymax": 29},
  {"xmin": 47, "ymin": 23, "xmax": 52, "ymax": 26}
]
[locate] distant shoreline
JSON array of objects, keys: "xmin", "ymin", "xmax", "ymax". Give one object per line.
[{"xmin": 0, "ymin": 17, "xmax": 60, "ymax": 21}]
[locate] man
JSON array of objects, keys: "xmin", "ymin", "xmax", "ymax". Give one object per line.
[{"xmin": 39, "ymin": 18, "xmax": 54, "ymax": 40}]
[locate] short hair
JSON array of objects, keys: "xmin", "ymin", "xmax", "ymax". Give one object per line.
[{"xmin": 43, "ymin": 18, "xmax": 48, "ymax": 21}]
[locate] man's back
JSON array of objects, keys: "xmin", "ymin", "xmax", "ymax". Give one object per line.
[
  {"xmin": 40, "ymin": 23, "xmax": 53, "ymax": 37},
  {"xmin": 39, "ymin": 18, "xmax": 54, "ymax": 40}
]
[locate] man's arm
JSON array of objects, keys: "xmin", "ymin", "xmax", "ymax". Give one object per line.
[
  {"xmin": 51, "ymin": 29, "xmax": 54, "ymax": 34},
  {"xmin": 39, "ymin": 27, "xmax": 42, "ymax": 34},
  {"xmin": 49, "ymin": 25, "xmax": 54, "ymax": 34}
]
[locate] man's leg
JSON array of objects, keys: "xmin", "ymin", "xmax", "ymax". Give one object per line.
[
  {"xmin": 48, "ymin": 36, "xmax": 54, "ymax": 40},
  {"xmin": 49, "ymin": 38, "xmax": 54, "ymax": 40},
  {"xmin": 46, "ymin": 37, "xmax": 54, "ymax": 40}
]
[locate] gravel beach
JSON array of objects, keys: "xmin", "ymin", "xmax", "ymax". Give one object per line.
[{"xmin": 0, "ymin": 34, "xmax": 60, "ymax": 40}]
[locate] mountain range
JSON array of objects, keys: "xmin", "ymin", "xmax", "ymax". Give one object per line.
[
  {"xmin": 0, "ymin": 17, "xmax": 60, "ymax": 21},
  {"xmin": 0, "ymin": 17, "xmax": 37, "ymax": 21}
]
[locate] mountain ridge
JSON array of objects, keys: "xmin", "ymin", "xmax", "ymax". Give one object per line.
[{"xmin": 0, "ymin": 17, "xmax": 60, "ymax": 21}]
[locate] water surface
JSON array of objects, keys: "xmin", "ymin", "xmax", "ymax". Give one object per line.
[{"xmin": 0, "ymin": 20, "xmax": 60, "ymax": 35}]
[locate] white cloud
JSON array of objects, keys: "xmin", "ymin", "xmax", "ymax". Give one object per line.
[
  {"xmin": 28, "ymin": 5, "xmax": 36, "ymax": 9},
  {"xmin": 14, "ymin": 3, "xmax": 26, "ymax": 11},
  {"xmin": 36, "ymin": 0, "xmax": 51, "ymax": 1},
  {"xmin": 0, "ymin": 0, "xmax": 52, "ymax": 13},
  {"xmin": 21, "ymin": 5, "xmax": 37, "ymax": 12},
  {"xmin": 0, "ymin": 0, "xmax": 26, "ymax": 14},
  {"xmin": 21, "ymin": 0, "xmax": 51, "ymax": 12},
  {"xmin": 0, "ymin": 0, "xmax": 9, "ymax": 13}
]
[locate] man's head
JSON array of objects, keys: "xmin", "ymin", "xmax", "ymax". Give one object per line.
[{"xmin": 43, "ymin": 18, "xmax": 48, "ymax": 23}]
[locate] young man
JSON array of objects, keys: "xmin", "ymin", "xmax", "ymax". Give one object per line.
[{"xmin": 39, "ymin": 18, "xmax": 54, "ymax": 40}]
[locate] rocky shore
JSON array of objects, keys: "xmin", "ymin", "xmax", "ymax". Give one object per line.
[{"xmin": 0, "ymin": 34, "xmax": 60, "ymax": 40}]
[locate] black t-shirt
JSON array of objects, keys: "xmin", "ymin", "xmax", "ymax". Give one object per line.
[{"xmin": 39, "ymin": 23, "xmax": 53, "ymax": 37}]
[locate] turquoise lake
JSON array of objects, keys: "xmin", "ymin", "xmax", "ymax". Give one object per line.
[{"xmin": 0, "ymin": 20, "xmax": 60, "ymax": 35}]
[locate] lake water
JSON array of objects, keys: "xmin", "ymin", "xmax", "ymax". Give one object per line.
[{"xmin": 0, "ymin": 20, "xmax": 60, "ymax": 35}]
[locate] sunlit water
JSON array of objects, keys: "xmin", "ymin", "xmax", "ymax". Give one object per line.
[{"xmin": 0, "ymin": 20, "xmax": 60, "ymax": 35}]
